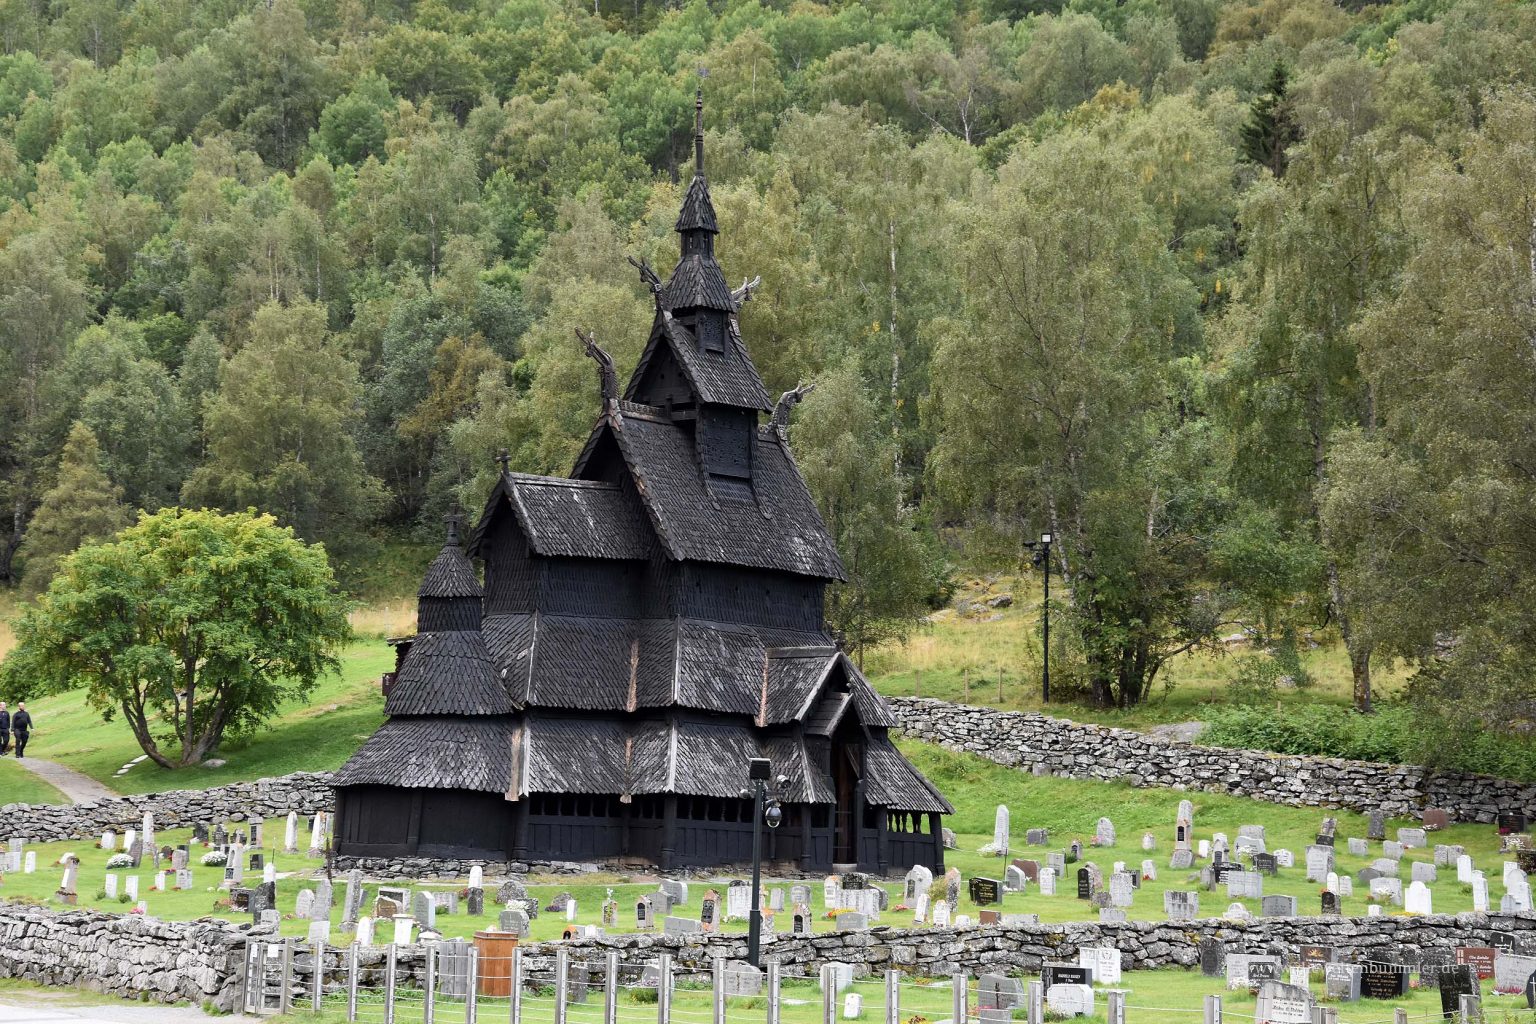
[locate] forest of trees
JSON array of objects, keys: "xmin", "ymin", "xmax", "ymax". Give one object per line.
[{"xmin": 2, "ymin": 0, "xmax": 1534, "ymax": 738}]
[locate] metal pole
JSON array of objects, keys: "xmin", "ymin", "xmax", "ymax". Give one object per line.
[
  {"xmin": 312, "ymin": 941, "xmax": 325, "ymax": 1012},
  {"xmin": 1042, "ymin": 540, "xmax": 1051, "ymax": 703},
  {"xmin": 385, "ymin": 945, "xmax": 398, "ymax": 1024},
  {"xmin": 749, "ymin": 779, "xmax": 765, "ymax": 967},
  {"xmin": 555, "ymin": 947, "xmax": 569, "ymax": 1024},
  {"xmin": 424, "ymin": 944, "xmax": 436, "ymax": 1024},
  {"xmin": 657, "ymin": 954, "xmax": 672, "ymax": 1024},
  {"xmin": 951, "ymin": 971, "xmax": 966, "ymax": 1024},
  {"xmin": 604, "ymin": 952, "xmax": 619, "ymax": 1024},
  {"xmin": 1028, "ymin": 980, "xmax": 1043, "ymax": 1024},
  {"xmin": 467, "ymin": 948, "xmax": 479, "ymax": 1024},
  {"xmin": 884, "ymin": 970, "xmax": 900, "ymax": 1024},
  {"xmin": 713, "ymin": 957, "xmax": 726, "ymax": 1024},
  {"xmin": 1108, "ymin": 989, "xmax": 1125, "ymax": 1024},
  {"xmin": 766, "ymin": 961, "xmax": 781, "ymax": 1024},
  {"xmin": 1204, "ymin": 993, "xmax": 1222, "ymax": 1024},
  {"xmin": 510, "ymin": 946, "xmax": 523, "ymax": 1024},
  {"xmin": 821, "ymin": 966, "xmax": 837, "ymax": 1024},
  {"xmin": 348, "ymin": 943, "xmax": 359, "ymax": 1022}
]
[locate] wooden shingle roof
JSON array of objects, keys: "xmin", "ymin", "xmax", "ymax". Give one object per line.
[
  {"xmin": 384, "ymin": 631, "xmax": 513, "ymax": 716},
  {"xmin": 334, "ymin": 716, "xmax": 515, "ymax": 793}
]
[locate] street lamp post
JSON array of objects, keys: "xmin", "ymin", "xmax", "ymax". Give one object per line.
[
  {"xmin": 744, "ymin": 758, "xmax": 785, "ymax": 968},
  {"xmin": 1026, "ymin": 532, "xmax": 1053, "ymax": 703}
]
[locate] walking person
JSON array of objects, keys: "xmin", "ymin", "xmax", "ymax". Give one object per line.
[
  {"xmin": 0, "ymin": 702, "xmax": 9, "ymax": 755},
  {"xmin": 11, "ymin": 702, "xmax": 31, "ymax": 759}
]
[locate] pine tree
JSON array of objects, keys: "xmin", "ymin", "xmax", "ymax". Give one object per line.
[
  {"xmin": 1240, "ymin": 63, "xmax": 1301, "ymax": 177},
  {"xmin": 18, "ymin": 422, "xmax": 132, "ymax": 596}
]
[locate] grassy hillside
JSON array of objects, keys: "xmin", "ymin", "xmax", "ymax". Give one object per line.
[
  {"xmin": 0, "ymin": 757, "xmax": 66, "ymax": 805},
  {"xmin": 865, "ymin": 573, "xmax": 1406, "ymax": 727}
]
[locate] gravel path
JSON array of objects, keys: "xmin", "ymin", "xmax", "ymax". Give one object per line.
[
  {"xmin": 0, "ymin": 997, "xmax": 259, "ymax": 1023},
  {"xmin": 9, "ymin": 755, "xmax": 118, "ymax": 804}
]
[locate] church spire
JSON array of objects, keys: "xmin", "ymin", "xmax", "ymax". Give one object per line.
[
  {"xmin": 664, "ymin": 88, "xmax": 730, "ymax": 313},
  {"xmin": 693, "ymin": 87, "xmax": 705, "ymax": 178}
]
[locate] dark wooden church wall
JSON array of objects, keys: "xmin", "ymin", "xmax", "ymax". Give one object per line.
[
  {"xmin": 677, "ymin": 564, "xmax": 824, "ymax": 631},
  {"xmin": 524, "ymin": 793, "xmax": 627, "ymax": 860},
  {"xmin": 537, "ymin": 557, "xmax": 647, "ymax": 618},
  {"xmin": 483, "ymin": 512, "xmax": 534, "ymax": 615},
  {"xmin": 418, "ymin": 790, "xmax": 513, "ymax": 858},
  {"xmin": 697, "ymin": 407, "xmax": 755, "ymax": 481},
  {"xmin": 628, "ymin": 340, "xmax": 694, "ymax": 412},
  {"xmin": 336, "ymin": 786, "xmax": 413, "ymax": 856}
]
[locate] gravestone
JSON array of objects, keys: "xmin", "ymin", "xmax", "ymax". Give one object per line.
[
  {"xmin": 1079, "ymin": 947, "xmax": 1122, "ymax": 985},
  {"xmin": 1026, "ymin": 828, "xmax": 1049, "ymax": 845},
  {"xmin": 412, "ymin": 890, "xmax": 435, "ymax": 931},
  {"xmin": 904, "ymin": 865, "xmax": 933, "ymax": 902},
  {"xmin": 1419, "ymin": 949, "xmax": 1455, "ymax": 990},
  {"xmin": 1069, "ymin": 840, "xmax": 1082, "ymax": 862},
  {"xmin": 1348, "ymin": 838, "xmax": 1369, "ymax": 856},
  {"xmin": 1360, "ymin": 962, "xmax": 1409, "ymax": 999},
  {"xmin": 1320, "ymin": 890, "xmax": 1340, "ymax": 916},
  {"xmin": 1109, "ymin": 872, "xmax": 1134, "ymax": 907},
  {"xmin": 1423, "ymin": 807, "xmax": 1449, "ymax": 831},
  {"xmin": 1498, "ymin": 813, "xmax": 1528, "ymax": 835},
  {"xmin": 1076, "ymin": 867, "xmax": 1092, "ymax": 900},
  {"xmin": 1048, "ymin": 852, "xmax": 1066, "ymax": 876},
  {"xmin": 993, "ymin": 805, "xmax": 1011, "ymax": 856},
  {"xmin": 1042, "ymin": 963, "xmax": 1093, "ymax": 989},
  {"xmin": 969, "ymin": 876, "xmax": 1003, "ymax": 906},
  {"xmin": 1411, "ymin": 861, "xmax": 1438, "ymax": 883},
  {"xmin": 1493, "ymin": 954, "xmax": 1536, "ymax": 994},
  {"xmin": 1254, "ymin": 981, "xmax": 1313, "ymax": 1024},
  {"xmin": 1325, "ymin": 963, "xmax": 1362, "ymax": 1002},
  {"xmin": 1170, "ymin": 849, "xmax": 1194, "ymax": 869},
  {"xmin": 835, "ymin": 911, "xmax": 868, "ymax": 931},
  {"xmin": 1456, "ymin": 855, "xmax": 1475, "ymax": 882},
  {"xmin": 1369, "ymin": 877, "xmax": 1403, "ymax": 905},
  {"xmin": 1370, "ymin": 857, "xmax": 1398, "ymax": 877},
  {"xmin": 1405, "ymin": 880, "xmax": 1433, "ymax": 914},
  {"xmin": 1141, "ymin": 859, "xmax": 1157, "ymax": 881},
  {"xmin": 945, "ymin": 868, "xmax": 961, "ymax": 909},
  {"xmin": 1254, "ymin": 853, "xmax": 1277, "ymax": 876},
  {"xmin": 700, "ymin": 890, "xmax": 719, "ymax": 932},
  {"xmin": 1005, "ymin": 865, "xmax": 1027, "ymax": 892},
  {"xmin": 1273, "ymin": 848, "xmax": 1294, "ymax": 868},
  {"xmin": 1398, "ymin": 827, "xmax": 1427, "ymax": 848},
  {"xmin": 979, "ymin": 974, "xmax": 1026, "ymax": 1011},
  {"xmin": 1039, "ymin": 869, "xmax": 1057, "ymax": 896},
  {"xmin": 1199, "ymin": 938, "xmax": 1226, "ymax": 977},
  {"xmin": 1164, "ymin": 890, "xmax": 1198, "ymax": 921},
  {"xmin": 1305, "ymin": 846, "xmax": 1333, "ymax": 882},
  {"xmin": 1441, "ymin": 965, "xmax": 1479, "ymax": 1018},
  {"xmin": 1261, "ymin": 894, "xmax": 1296, "ymax": 917},
  {"xmin": 1098, "ymin": 908, "xmax": 1127, "ymax": 923},
  {"xmin": 1095, "ymin": 818, "xmax": 1116, "ymax": 846},
  {"xmin": 1046, "ymin": 984, "xmax": 1094, "ymax": 1018},
  {"xmin": 723, "ymin": 963, "xmax": 763, "ymax": 998},
  {"xmin": 931, "ymin": 900, "xmax": 951, "ymax": 927},
  {"xmin": 663, "ymin": 917, "xmax": 700, "ymax": 936},
  {"xmin": 1367, "ymin": 810, "xmax": 1387, "ymax": 841},
  {"xmin": 791, "ymin": 904, "xmax": 811, "ymax": 934},
  {"xmin": 1226, "ymin": 870, "xmax": 1262, "ymax": 899},
  {"xmin": 1142, "ymin": 832, "xmax": 1156, "ymax": 851},
  {"xmin": 1013, "ymin": 858, "xmax": 1041, "ymax": 883},
  {"xmin": 1382, "ymin": 840, "xmax": 1404, "ymax": 861}
]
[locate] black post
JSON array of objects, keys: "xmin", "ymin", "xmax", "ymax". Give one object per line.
[
  {"xmin": 1042, "ymin": 540, "xmax": 1050, "ymax": 704},
  {"xmin": 748, "ymin": 777, "xmax": 765, "ymax": 967}
]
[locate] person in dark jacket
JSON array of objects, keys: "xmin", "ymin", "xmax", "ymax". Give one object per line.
[
  {"xmin": 11, "ymin": 703, "xmax": 31, "ymax": 758},
  {"xmin": 0, "ymin": 701, "xmax": 9, "ymax": 755}
]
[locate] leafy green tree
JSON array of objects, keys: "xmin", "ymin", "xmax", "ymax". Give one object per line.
[
  {"xmin": 928, "ymin": 126, "xmax": 1214, "ymax": 708},
  {"xmin": 1240, "ymin": 62, "xmax": 1301, "ymax": 177},
  {"xmin": 1, "ymin": 508, "xmax": 352, "ymax": 767},
  {"xmin": 312, "ymin": 73, "xmax": 394, "ymax": 166},
  {"xmin": 182, "ymin": 301, "xmax": 384, "ymax": 547},
  {"xmin": 16, "ymin": 422, "xmax": 131, "ymax": 596},
  {"xmin": 792, "ymin": 359, "xmax": 939, "ymax": 667},
  {"xmin": 1322, "ymin": 93, "xmax": 1536, "ymax": 749}
]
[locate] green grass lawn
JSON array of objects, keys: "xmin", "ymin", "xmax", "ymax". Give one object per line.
[
  {"xmin": 0, "ymin": 756, "xmax": 66, "ymax": 805},
  {"xmin": 2, "ymin": 748, "xmax": 1524, "ymax": 943}
]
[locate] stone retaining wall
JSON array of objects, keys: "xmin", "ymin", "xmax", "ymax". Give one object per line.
[
  {"xmin": 1, "ymin": 772, "xmax": 334, "ymax": 844},
  {"xmin": 308, "ymin": 911, "xmax": 1536, "ymax": 992},
  {"xmin": 887, "ymin": 698, "xmax": 1536, "ymax": 823},
  {"xmin": 5, "ymin": 897, "xmax": 1533, "ymax": 1011},
  {"xmin": 0, "ymin": 903, "xmax": 253, "ymax": 1010}
]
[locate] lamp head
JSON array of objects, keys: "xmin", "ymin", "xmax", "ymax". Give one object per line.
[
  {"xmin": 765, "ymin": 801, "xmax": 783, "ymax": 829},
  {"xmin": 749, "ymin": 757, "xmax": 771, "ymax": 782}
]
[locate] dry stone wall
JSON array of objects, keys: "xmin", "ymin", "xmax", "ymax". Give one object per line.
[
  {"xmin": 0, "ymin": 903, "xmax": 253, "ymax": 1010},
  {"xmin": 887, "ymin": 698, "xmax": 1536, "ymax": 823},
  {"xmin": 1, "ymin": 772, "xmax": 333, "ymax": 844}
]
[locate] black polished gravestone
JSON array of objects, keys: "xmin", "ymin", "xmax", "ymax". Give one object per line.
[
  {"xmin": 1076, "ymin": 868, "xmax": 1092, "ymax": 900},
  {"xmin": 1199, "ymin": 939, "xmax": 1226, "ymax": 978},
  {"xmin": 1254, "ymin": 853, "xmax": 1278, "ymax": 876},
  {"xmin": 1043, "ymin": 964, "xmax": 1093, "ymax": 989},
  {"xmin": 969, "ymin": 877, "xmax": 1003, "ymax": 906},
  {"xmin": 1498, "ymin": 813, "xmax": 1528, "ymax": 836},
  {"xmin": 1440, "ymin": 966, "xmax": 1478, "ymax": 1018},
  {"xmin": 1320, "ymin": 891, "xmax": 1341, "ymax": 916},
  {"xmin": 1525, "ymin": 971, "xmax": 1535, "ymax": 1010},
  {"xmin": 1361, "ymin": 963, "xmax": 1410, "ymax": 1000},
  {"xmin": 1248, "ymin": 961, "xmax": 1279, "ymax": 983}
]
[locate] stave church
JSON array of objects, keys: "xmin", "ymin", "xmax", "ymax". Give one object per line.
[{"xmin": 333, "ymin": 95, "xmax": 950, "ymax": 874}]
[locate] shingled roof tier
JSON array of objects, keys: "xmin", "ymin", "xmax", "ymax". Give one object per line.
[
  {"xmin": 482, "ymin": 613, "xmax": 882, "ymax": 722},
  {"xmin": 334, "ymin": 716, "xmax": 514, "ymax": 793},
  {"xmin": 384, "ymin": 630, "xmax": 513, "ymax": 716},
  {"xmin": 419, "ymin": 540, "xmax": 481, "ymax": 599},
  {"xmin": 622, "ymin": 314, "xmax": 773, "ymax": 411},
  {"xmin": 573, "ymin": 408, "xmax": 846, "ymax": 580},
  {"xmin": 469, "ymin": 472, "xmax": 654, "ymax": 562}
]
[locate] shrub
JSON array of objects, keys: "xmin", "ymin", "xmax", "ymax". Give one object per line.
[{"xmin": 1201, "ymin": 703, "xmax": 1536, "ymax": 781}]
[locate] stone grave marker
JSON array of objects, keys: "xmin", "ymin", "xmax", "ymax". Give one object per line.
[
  {"xmin": 1411, "ymin": 861, "xmax": 1438, "ymax": 884},
  {"xmin": 1422, "ymin": 807, "xmax": 1449, "ymax": 831},
  {"xmin": 1170, "ymin": 849, "xmax": 1194, "ymax": 870},
  {"xmin": 1199, "ymin": 938, "xmax": 1225, "ymax": 977},
  {"xmin": 1255, "ymin": 981, "xmax": 1313, "ymax": 1024},
  {"xmin": 411, "ymin": 890, "xmax": 434, "ymax": 931},
  {"xmin": 1047, "ymin": 984, "xmax": 1094, "ymax": 1018},
  {"xmin": 1398, "ymin": 827, "xmax": 1427, "ymax": 848},
  {"xmin": 1419, "ymin": 949, "xmax": 1455, "ymax": 990},
  {"xmin": 1498, "ymin": 813, "xmax": 1528, "ymax": 835},
  {"xmin": 1080, "ymin": 947, "xmax": 1122, "ymax": 985},
  {"xmin": 791, "ymin": 903, "xmax": 811, "ymax": 934},
  {"xmin": 1164, "ymin": 890, "xmax": 1198, "ymax": 921},
  {"xmin": 1405, "ymin": 880, "xmax": 1433, "ymax": 914},
  {"xmin": 1026, "ymin": 828, "xmax": 1049, "ymax": 845},
  {"xmin": 970, "ymin": 876, "xmax": 1003, "ymax": 906},
  {"xmin": 979, "ymin": 974, "xmax": 1025, "ymax": 1011},
  {"xmin": 1347, "ymin": 838, "xmax": 1369, "ymax": 856},
  {"xmin": 1260, "ymin": 894, "xmax": 1296, "ymax": 917},
  {"xmin": 993, "ymin": 805, "xmax": 1011, "ymax": 856},
  {"xmin": 1360, "ymin": 962, "xmax": 1409, "ymax": 999},
  {"xmin": 1274, "ymin": 849, "xmax": 1294, "ymax": 868},
  {"xmin": 1069, "ymin": 840, "xmax": 1082, "ymax": 862},
  {"xmin": 1039, "ymin": 868, "xmax": 1056, "ymax": 896},
  {"xmin": 1304, "ymin": 846, "xmax": 1333, "ymax": 882},
  {"xmin": 1381, "ymin": 840, "xmax": 1404, "ymax": 860},
  {"xmin": 1048, "ymin": 851, "xmax": 1066, "ymax": 876},
  {"xmin": 1013, "ymin": 858, "xmax": 1041, "ymax": 883},
  {"xmin": 945, "ymin": 867, "xmax": 961, "ymax": 909},
  {"xmin": 931, "ymin": 900, "xmax": 951, "ymax": 927},
  {"xmin": 1098, "ymin": 907, "xmax": 1127, "ymax": 923},
  {"xmin": 1494, "ymin": 954, "xmax": 1536, "ymax": 993},
  {"xmin": 663, "ymin": 916, "xmax": 700, "ymax": 936},
  {"xmin": 1095, "ymin": 818, "xmax": 1116, "ymax": 846},
  {"xmin": 1226, "ymin": 870, "xmax": 1262, "ymax": 899},
  {"xmin": 1369, "ymin": 877, "xmax": 1403, "ymax": 905},
  {"xmin": 1141, "ymin": 859, "xmax": 1157, "ymax": 881},
  {"xmin": 1435, "ymin": 844, "xmax": 1465, "ymax": 867},
  {"xmin": 1043, "ymin": 963, "xmax": 1093, "ymax": 989},
  {"xmin": 355, "ymin": 917, "xmax": 374, "ymax": 945},
  {"xmin": 1367, "ymin": 810, "xmax": 1387, "ymax": 841},
  {"xmin": 699, "ymin": 889, "xmax": 719, "ymax": 932},
  {"xmin": 723, "ymin": 963, "xmax": 763, "ymax": 997},
  {"xmin": 1076, "ymin": 867, "xmax": 1092, "ymax": 899},
  {"xmin": 1254, "ymin": 853, "xmax": 1277, "ymax": 876},
  {"xmin": 1005, "ymin": 865, "xmax": 1027, "ymax": 892},
  {"xmin": 1320, "ymin": 890, "xmax": 1340, "ymax": 915},
  {"xmin": 904, "ymin": 865, "xmax": 932, "ymax": 902},
  {"xmin": 1369, "ymin": 857, "xmax": 1398, "ymax": 877},
  {"xmin": 1325, "ymin": 963, "xmax": 1361, "ymax": 1002}
]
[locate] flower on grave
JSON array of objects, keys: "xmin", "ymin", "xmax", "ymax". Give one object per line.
[
  {"xmin": 200, "ymin": 851, "xmax": 227, "ymax": 866},
  {"xmin": 906, "ymin": 1016, "xmax": 929, "ymax": 1024},
  {"xmin": 106, "ymin": 853, "xmax": 133, "ymax": 869}
]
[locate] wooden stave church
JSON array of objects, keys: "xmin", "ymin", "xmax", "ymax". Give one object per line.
[{"xmin": 333, "ymin": 96, "xmax": 950, "ymax": 875}]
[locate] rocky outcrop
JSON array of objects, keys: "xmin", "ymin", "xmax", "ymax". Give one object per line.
[{"xmin": 888, "ymin": 698, "xmax": 1536, "ymax": 822}]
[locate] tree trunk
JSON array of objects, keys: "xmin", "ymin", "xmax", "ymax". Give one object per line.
[{"xmin": 0, "ymin": 503, "xmax": 22, "ymax": 584}]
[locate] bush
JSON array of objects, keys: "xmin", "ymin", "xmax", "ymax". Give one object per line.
[{"xmin": 1201, "ymin": 703, "xmax": 1536, "ymax": 781}]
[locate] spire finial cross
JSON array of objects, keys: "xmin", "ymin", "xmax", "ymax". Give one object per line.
[{"xmin": 496, "ymin": 448, "xmax": 510, "ymax": 473}]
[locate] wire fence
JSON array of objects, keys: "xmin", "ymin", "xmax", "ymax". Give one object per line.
[{"xmin": 236, "ymin": 940, "xmax": 1496, "ymax": 1024}]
